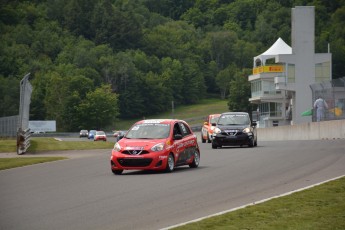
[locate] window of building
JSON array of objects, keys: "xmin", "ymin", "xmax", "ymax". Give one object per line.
[
  {"xmin": 259, "ymin": 102, "xmax": 283, "ymax": 117},
  {"xmin": 315, "ymin": 62, "xmax": 330, "ymax": 82},
  {"xmin": 287, "ymin": 64, "xmax": 295, "ymax": 83},
  {"xmin": 251, "ymin": 80, "xmax": 261, "ymax": 97},
  {"xmin": 255, "ymin": 59, "xmax": 262, "ymax": 67},
  {"xmin": 265, "ymin": 58, "xmax": 276, "ymax": 65},
  {"xmin": 262, "ymin": 80, "xmax": 275, "ymax": 94}
]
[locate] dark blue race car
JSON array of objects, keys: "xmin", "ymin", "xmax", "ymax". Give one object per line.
[
  {"xmin": 88, "ymin": 130, "xmax": 96, "ymax": 139},
  {"xmin": 211, "ymin": 112, "xmax": 257, "ymax": 148}
]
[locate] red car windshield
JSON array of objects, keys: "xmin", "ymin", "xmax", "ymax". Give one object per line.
[{"xmin": 126, "ymin": 123, "xmax": 170, "ymax": 139}]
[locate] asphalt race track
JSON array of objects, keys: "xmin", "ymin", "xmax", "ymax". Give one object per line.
[{"xmin": 1, "ymin": 139, "xmax": 344, "ymax": 230}]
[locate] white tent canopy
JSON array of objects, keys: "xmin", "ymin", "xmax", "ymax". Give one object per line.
[{"xmin": 254, "ymin": 37, "xmax": 292, "ymax": 67}]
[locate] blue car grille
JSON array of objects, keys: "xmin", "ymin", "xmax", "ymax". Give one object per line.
[{"xmin": 222, "ymin": 130, "xmax": 243, "ymax": 136}]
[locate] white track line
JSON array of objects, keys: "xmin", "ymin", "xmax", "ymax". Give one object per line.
[{"xmin": 161, "ymin": 174, "xmax": 345, "ymax": 230}]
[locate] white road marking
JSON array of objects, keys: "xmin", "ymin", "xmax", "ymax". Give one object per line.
[{"xmin": 161, "ymin": 174, "xmax": 345, "ymax": 230}]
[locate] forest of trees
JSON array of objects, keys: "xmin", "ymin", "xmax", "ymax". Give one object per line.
[{"xmin": 1, "ymin": 0, "xmax": 344, "ymax": 131}]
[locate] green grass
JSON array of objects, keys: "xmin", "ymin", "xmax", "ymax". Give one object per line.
[
  {"xmin": 113, "ymin": 98, "xmax": 229, "ymax": 130},
  {"xmin": 28, "ymin": 137, "xmax": 114, "ymax": 152},
  {"xmin": 0, "ymin": 138, "xmax": 17, "ymax": 152},
  {"xmin": 0, "ymin": 137, "xmax": 114, "ymax": 153},
  {"xmin": 173, "ymin": 176, "xmax": 345, "ymax": 230},
  {"xmin": 0, "ymin": 157, "xmax": 67, "ymax": 170},
  {"xmin": 0, "ymin": 137, "xmax": 114, "ymax": 170}
]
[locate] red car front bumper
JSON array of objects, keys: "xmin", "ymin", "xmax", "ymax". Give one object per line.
[{"xmin": 110, "ymin": 150, "xmax": 168, "ymax": 171}]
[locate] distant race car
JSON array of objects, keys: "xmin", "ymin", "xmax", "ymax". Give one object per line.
[
  {"xmin": 79, "ymin": 129, "xmax": 88, "ymax": 138},
  {"xmin": 94, "ymin": 131, "xmax": 107, "ymax": 141},
  {"xmin": 212, "ymin": 112, "xmax": 257, "ymax": 148},
  {"xmin": 110, "ymin": 119, "xmax": 200, "ymax": 175},
  {"xmin": 113, "ymin": 130, "xmax": 127, "ymax": 142},
  {"xmin": 201, "ymin": 114, "xmax": 220, "ymax": 143},
  {"xmin": 88, "ymin": 130, "xmax": 96, "ymax": 139}
]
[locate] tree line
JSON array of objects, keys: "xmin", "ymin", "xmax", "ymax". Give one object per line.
[{"xmin": 1, "ymin": 0, "xmax": 344, "ymax": 131}]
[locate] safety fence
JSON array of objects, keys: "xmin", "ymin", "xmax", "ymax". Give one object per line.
[
  {"xmin": 16, "ymin": 73, "xmax": 33, "ymax": 154},
  {"xmin": 0, "ymin": 115, "xmax": 19, "ymax": 137},
  {"xmin": 310, "ymin": 77, "xmax": 345, "ymax": 122},
  {"xmin": 0, "ymin": 74, "xmax": 34, "ymax": 153},
  {"xmin": 257, "ymin": 119, "xmax": 345, "ymax": 141}
]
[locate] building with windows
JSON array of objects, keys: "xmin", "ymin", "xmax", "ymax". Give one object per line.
[{"xmin": 248, "ymin": 6, "xmax": 332, "ymax": 127}]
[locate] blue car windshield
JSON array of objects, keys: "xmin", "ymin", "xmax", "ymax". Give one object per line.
[
  {"xmin": 217, "ymin": 114, "xmax": 250, "ymax": 125},
  {"xmin": 126, "ymin": 124, "xmax": 170, "ymax": 139}
]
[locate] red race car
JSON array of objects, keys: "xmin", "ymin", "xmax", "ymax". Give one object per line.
[
  {"xmin": 201, "ymin": 114, "xmax": 220, "ymax": 143},
  {"xmin": 110, "ymin": 119, "xmax": 200, "ymax": 175},
  {"xmin": 94, "ymin": 131, "xmax": 107, "ymax": 141}
]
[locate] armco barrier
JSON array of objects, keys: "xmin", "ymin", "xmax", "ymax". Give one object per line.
[
  {"xmin": 257, "ymin": 119, "xmax": 345, "ymax": 141},
  {"xmin": 25, "ymin": 119, "xmax": 345, "ymax": 141},
  {"xmin": 17, "ymin": 128, "xmax": 31, "ymax": 155}
]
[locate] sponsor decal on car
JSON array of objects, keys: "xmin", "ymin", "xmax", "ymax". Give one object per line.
[
  {"xmin": 143, "ymin": 119, "xmax": 166, "ymax": 123},
  {"xmin": 176, "ymin": 139, "xmax": 195, "ymax": 151},
  {"xmin": 125, "ymin": 146, "xmax": 144, "ymax": 151}
]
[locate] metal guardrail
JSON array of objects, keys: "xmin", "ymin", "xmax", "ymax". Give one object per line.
[
  {"xmin": 16, "ymin": 128, "xmax": 31, "ymax": 155},
  {"xmin": 16, "ymin": 73, "xmax": 32, "ymax": 154}
]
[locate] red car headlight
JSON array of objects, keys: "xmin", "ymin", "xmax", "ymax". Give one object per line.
[
  {"xmin": 113, "ymin": 142, "xmax": 121, "ymax": 152},
  {"xmin": 151, "ymin": 142, "xmax": 165, "ymax": 152}
]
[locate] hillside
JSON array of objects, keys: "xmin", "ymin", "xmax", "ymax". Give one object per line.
[
  {"xmin": 113, "ymin": 98, "xmax": 229, "ymax": 130},
  {"xmin": 1, "ymin": 0, "xmax": 344, "ymax": 131}
]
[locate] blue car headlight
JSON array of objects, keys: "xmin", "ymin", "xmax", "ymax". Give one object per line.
[
  {"xmin": 214, "ymin": 127, "xmax": 221, "ymax": 134},
  {"xmin": 243, "ymin": 127, "xmax": 250, "ymax": 133}
]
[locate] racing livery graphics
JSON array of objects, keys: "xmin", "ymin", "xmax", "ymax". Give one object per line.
[
  {"xmin": 110, "ymin": 119, "xmax": 200, "ymax": 175},
  {"xmin": 201, "ymin": 114, "xmax": 220, "ymax": 143}
]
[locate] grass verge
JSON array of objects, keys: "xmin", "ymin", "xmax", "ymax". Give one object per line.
[
  {"xmin": 173, "ymin": 176, "xmax": 345, "ymax": 230},
  {"xmin": 114, "ymin": 98, "xmax": 229, "ymax": 130},
  {"xmin": 0, "ymin": 137, "xmax": 114, "ymax": 153},
  {"xmin": 0, "ymin": 137, "xmax": 113, "ymax": 170},
  {"xmin": 0, "ymin": 138, "xmax": 17, "ymax": 152},
  {"xmin": 0, "ymin": 157, "xmax": 67, "ymax": 170},
  {"xmin": 28, "ymin": 137, "xmax": 114, "ymax": 152}
]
